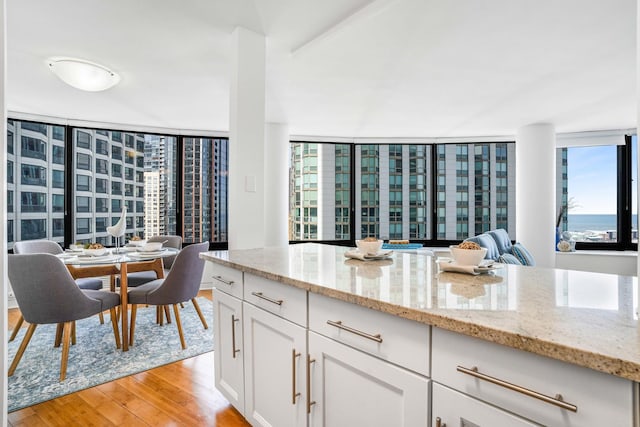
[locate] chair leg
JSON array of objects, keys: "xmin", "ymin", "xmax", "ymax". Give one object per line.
[
  {"xmin": 156, "ymin": 306, "xmax": 161, "ymax": 324},
  {"xmin": 129, "ymin": 304, "xmax": 137, "ymax": 347},
  {"xmin": 164, "ymin": 305, "xmax": 172, "ymax": 324},
  {"xmin": 179, "ymin": 302, "xmax": 185, "ymax": 309},
  {"xmin": 110, "ymin": 308, "xmax": 121, "ymax": 349},
  {"xmin": 71, "ymin": 321, "xmax": 76, "ymax": 346},
  {"xmin": 8, "ymin": 323, "xmax": 37, "ymax": 376},
  {"xmin": 60, "ymin": 321, "xmax": 72, "ymax": 381},
  {"xmin": 172, "ymin": 304, "xmax": 186, "ymax": 349},
  {"xmin": 9, "ymin": 315, "xmax": 25, "ymax": 342},
  {"xmin": 98, "ymin": 311, "xmax": 104, "ymax": 324},
  {"xmin": 54, "ymin": 323, "xmax": 63, "ymax": 348},
  {"xmin": 159, "ymin": 306, "xmax": 164, "ymax": 326},
  {"xmin": 191, "ymin": 298, "xmax": 209, "ymax": 329}
]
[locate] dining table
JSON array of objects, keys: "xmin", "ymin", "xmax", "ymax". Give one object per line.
[{"xmin": 56, "ymin": 246, "xmax": 181, "ymax": 351}]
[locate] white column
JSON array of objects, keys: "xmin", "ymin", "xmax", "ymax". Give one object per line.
[
  {"xmin": 264, "ymin": 123, "xmax": 289, "ymax": 247},
  {"xmin": 516, "ymin": 123, "xmax": 556, "ymax": 268},
  {"xmin": 228, "ymin": 27, "xmax": 266, "ymax": 250},
  {"xmin": 1, "ymin": 0, "xmax": 8, "ymax": 421}
]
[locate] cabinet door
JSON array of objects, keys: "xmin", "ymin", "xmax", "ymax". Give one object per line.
[
  {"xmin": 213, "ymin": 290, "xmax": 245, "ymax": 414},
  {"xmin": 308, "ymin": 331, "xmax": 429, "ymax": 427},
  {"xmin": 243, "ymin": 302, "xmax": 307, "ymax": 427},
  {"xmin": 432, "ymin": 383, "xmax": 538, "ymax": 427}
]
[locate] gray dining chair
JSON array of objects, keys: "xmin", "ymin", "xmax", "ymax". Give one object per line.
[
  {"xmin": 128, "ymin": 242, "xmax": 209, "ymax": 349},
  {"xmin": 8, "ymin": 253, "xmax": 121, "ymax": 381},
  {"xmin": 121, "ymin": 235, "xmax": 183, "ymax": 288},
  {"xmin": 10, "ymin": 240, "xmax": 106, "ymax": 342}
]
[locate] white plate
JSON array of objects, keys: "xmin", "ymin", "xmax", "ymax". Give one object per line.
[
  {"xmin": 344, "ymin": 249, "xmax": 393, "ymax": 261},
  {"xmin": 75, "ymin": 255, "xmax": 116, "ymax": 264}
]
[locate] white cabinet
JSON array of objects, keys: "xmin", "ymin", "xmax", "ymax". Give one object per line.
[
  {"xmin": 432, "ymin": 327, "xmax": 638, "ymax": 427},
  {"xmin": 213, "ymin": 290, "xmax": 245, "ymax": 414},
  {"xmin": 308, "ymin": 331, "xmax": 429, "ymax": 427},
  {"xmin": 432, "ymin": 383, "xmax": 537, "ymax": 427},
  {"xmin": 243, "ymin": 302, "xmax": 307, "ymax": 427}
]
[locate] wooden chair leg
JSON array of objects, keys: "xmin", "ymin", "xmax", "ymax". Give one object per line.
[
  {"xmin": 129, "ymin": 304, "xmax": 137, "ymax": 347},
  {"xmin": 60, "ymin": 321, "xmax": 73, "ymax": 381},
  {"xmin": 159, "ymin": 306, "xmax": 164, "ymax": 326},
  {"xmin": 98, "ymin": 311, "xmax": 104, "ymax": 324},
  {"xmin": 156, "ymin": 306, "xmax": 161, "ymax": 324},
  {"xmin": 191, "ymin": 298, "xmax": 209, "ymax": 329},
  {"xmin": 164, "ymin": 305, "xmax": 172, "ymax": 324},
  {"xmin": 110, "ymin": 308, "xmax": 121, "ymax": 349},
  {"xmin": 54, "ymin": 323, "xmax": 63, "ymax": 348},
  {"xmin": 9, "ymin": 323, "xmax": 37, "ymax": 376},
  {"xmin": 9, "ymin": 315, "xmax": 25, "ymax": 342},
  {"xmin": 179, "ymin": 302, "xmax": 185, "ymax": 309},
  {"xmin": 172, "ymin": 304, "xmax": 186, "ymax": 349},
  {"xmin": 71, "ymin": 321, "xmax": 76, "ymax": 346}
]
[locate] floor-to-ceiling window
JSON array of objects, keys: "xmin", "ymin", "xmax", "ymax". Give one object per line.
[
  {"xmin": 556, "ymin": 133, "xmax": 637, "ymax": 250},
  {"xmin": 7, "ymin": 119, "xmax": 228, "ymax": 250},
  {"xmin": 289, "ymin": 140, "xmax": 516, "ymax": 245}
]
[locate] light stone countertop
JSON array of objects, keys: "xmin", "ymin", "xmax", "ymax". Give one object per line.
[{"xmin": 201, "ymin": 243, "xmax": 640, "ymax": 382}]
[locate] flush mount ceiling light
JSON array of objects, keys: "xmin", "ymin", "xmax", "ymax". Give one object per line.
[{"xmin": 47, "ymin": 57, "xmax": 120, "ymax": 92}]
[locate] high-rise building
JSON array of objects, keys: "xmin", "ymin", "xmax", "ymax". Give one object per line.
[
  {"xmin": 182, "ymin": 137, "xmax": 228, "ymax": 243},
  {"xmin": 7, "ymin": 121, "xmax": 147, "ymax": 248}
]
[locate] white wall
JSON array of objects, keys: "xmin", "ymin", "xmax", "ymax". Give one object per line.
[{"xmin": 1, "ymin": 0, "xmax": 8, "ymax": 422}]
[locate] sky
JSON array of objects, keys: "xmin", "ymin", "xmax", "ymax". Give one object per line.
[{"xmin": 566, "ymin": 137, "xmax": 637, "ymax": 215}]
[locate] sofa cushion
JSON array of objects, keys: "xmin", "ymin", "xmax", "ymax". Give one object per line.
[
  {"xmin": 488, "ymin": 229, "xmax": 512, "ymax": 255},
  {"xmin": 498, "ymin": 253, "xmax": 522, "ymax": 265},
  {"xmin": 464, "ymin": 234, "xmax": 500, "ymax": 260},
  {"xmin": 512, "ymin": 242, "xmax": 536, "ymax": 266}
]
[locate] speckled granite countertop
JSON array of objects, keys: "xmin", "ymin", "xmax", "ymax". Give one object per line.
[{"xmin": 201, "ymin": 243, "xmax": 640, "ymax": 382}]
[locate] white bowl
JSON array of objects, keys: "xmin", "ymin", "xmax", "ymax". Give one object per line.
[
  {"xmin": 355, "ymin": 239, "xmax": 383, "ymax": 255},
  {"xmin": 83, "ymin": 248, "xmax": 107, "ymax": 256},
  {"xmin": 141, "ymin": 242, "xmax": 163, "ymax": 252},
  {"xmin": 69, "ymin": 244, "xmax": 84, "ymax": 252},
  {"xmin": 449, "ymin": 245, "xmax": 487, "ymax": 266},
  {"xmin": 128, "ymin": 239, "xmax": 147, "ymax": 247}
]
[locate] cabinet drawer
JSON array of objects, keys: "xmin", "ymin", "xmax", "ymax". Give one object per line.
[
  {"xmin": 209, "ymin": 263, "xmax": 243, "ymax": 299},
  {"xmin": 432, "ymin": 328, "xmax": 637, "ymax": 427},
  {"xmin": 432, "ymin": 383, "xmax": 537, "ymax": 426},
  {"xmin": 309, "ymin": 292, "xmax": 429, "ymax": 377},
  {"xmin": 244, "ymin": 273, "xmax": 307, "ymax": 327}
]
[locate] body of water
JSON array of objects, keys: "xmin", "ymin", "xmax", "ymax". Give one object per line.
[{"xmin": 567, "ymin": 214, "xmax": 637, "ymax": 232}]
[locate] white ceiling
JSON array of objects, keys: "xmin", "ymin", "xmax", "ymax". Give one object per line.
[{"xmin": 6, "ymin": 0, "xmax": 637, "ymax": 138}]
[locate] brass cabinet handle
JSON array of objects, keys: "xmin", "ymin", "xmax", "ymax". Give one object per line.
[
  {"xmin": 251, "ymin": 291, "xmax": 283, "ymax": 306},
  {"xmin": 231, "ymin": 314, "xmax": 240, "ymax": 359},
  {"xmin": 435, "ymin": 417, "xmax": 446, "ymax": 427},
  {"xmin": 326, "ymin": 320, "xmax": 383, "ymax": 343},
  {"xmin": 213, "ymin": 275, "xmax": 234, "ymax": 286},
  {"xmin": 292, "ymin": 349, "xmax": 301, "ymax": 404},
  {"xmin": 456, "ymin": 365, "xmax": 578, "ymax": 412},
  {"xmin": 306, "ymin": 354, "xmax": 316, "ymax": 414}
]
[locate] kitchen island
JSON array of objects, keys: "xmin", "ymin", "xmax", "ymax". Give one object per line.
[{"xmin": 202, "ymin": 243, "xmax": 640, "ymax": 426}]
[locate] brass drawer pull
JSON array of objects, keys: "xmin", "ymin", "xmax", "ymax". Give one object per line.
[
  {"xmin": 292, "ymin": 349, "xmax": 301, "ymax": 404},
  {"xmin": 213, "ymin": 275, "xmax": 234, "ymax": 286},
  {"xmin": 326, "ymin": 320, "xmax": 383, "ymax": 343},
  {"xmin": 456, "ymin": 365, "xmax": 578, "ymax": 412},
  {"xmin": 435, "ymin": 417, "xmax": 445, "ymax": 427},
  {"xmin": 231, "ymin": 314, "xmax": 240, "ymax": 359},
  {"xmin": 307, "ymin": 354, "xmax": 316, "ymax": 414},
  {"xmin": 251, "ymin": 291, "xmax": 283, "ymax": 306}
]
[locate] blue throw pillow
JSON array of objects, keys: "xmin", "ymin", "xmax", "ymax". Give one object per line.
[
  {"xmin": 488, "ymin": 229, "xmax": 512, "ymax": 255},
  {"xmin": 464, "ymin": 234, "xmax": 500, "ymax": 260},
  {"xmin": 498, "ymin": 253, "xmax": 522, "ymax": 265},
  {"xmin": 511, "ymin": 243, "xmax": 536, "ymax": 266}
]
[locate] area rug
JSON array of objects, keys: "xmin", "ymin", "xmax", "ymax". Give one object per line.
[{"xmin": 7, "ymin": 297, "xmax": 214, "ymax": 412}]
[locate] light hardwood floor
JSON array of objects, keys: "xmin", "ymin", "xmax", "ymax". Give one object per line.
[{"xmin": 7, "ymin": 290, "xmax": 251, "ymax": 427}]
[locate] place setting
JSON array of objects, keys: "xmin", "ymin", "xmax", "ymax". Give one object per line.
[
  {"xmin": 436, "ymin": 242, "xmax": 502, "ymax": 275},
  {"xmin": 344, "ymin": 238, "xmax": 394, "ymax": 261}
]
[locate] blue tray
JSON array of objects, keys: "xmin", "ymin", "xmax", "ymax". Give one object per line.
[{"xmin": 382, "ymin": 243, "xmax": 424, "ymax": 250}]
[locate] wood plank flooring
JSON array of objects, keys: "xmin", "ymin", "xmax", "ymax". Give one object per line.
[{"xmin": 7, "ymin": 290, "xmax": 251, "ymax": 427}]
